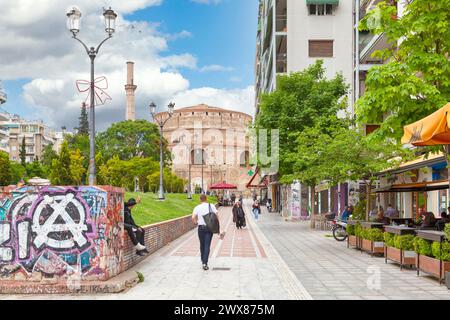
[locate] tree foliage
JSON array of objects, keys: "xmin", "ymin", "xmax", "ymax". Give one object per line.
[
  {"xmin": 254, "ymin": 60, "xmax": 349, "ymax": 178},
  {"xmin": 356, "ymin": 0, "xmax": 450, "ymax": 141},
  {"xmin": 20, "ymin": 136, "xmax": 26, "ymax": 166},
  {"xmin": 97, "ymin": 120, "xmax": 163, "ymax": 161},
  {"xmin": 0, "ymin": 151, "xmax": 12, "ymax": 186},
  {"xmin": 76, "ymin": 103, "xmax": 89, "ymax": 136}
]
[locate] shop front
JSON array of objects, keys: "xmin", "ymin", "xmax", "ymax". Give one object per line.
[{"xmin": 375, "ymin": 153, "xmax": 449, "ymax": 220}]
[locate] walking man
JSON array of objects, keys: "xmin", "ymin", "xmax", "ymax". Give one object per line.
[{"xmin": 192, "ymin": 194, "xmax": 224, "ymax": 270}]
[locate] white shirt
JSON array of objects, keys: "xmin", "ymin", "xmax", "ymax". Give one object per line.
[{"xmin": 193, "ymin": 203, "xmax": 218, "ymax": 226}]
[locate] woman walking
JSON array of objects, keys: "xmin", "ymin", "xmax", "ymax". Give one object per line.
[
  {"xmin": 232, "ymin": 201, "xmax": 246, "ymax": 229},
  {"xmin": 252, "ymin": 200, "xmax": 261, "ymax": 220}
]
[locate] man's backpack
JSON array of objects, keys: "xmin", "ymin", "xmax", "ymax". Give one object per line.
[{"xmin": 203, "ymin": 204, "xmax": 220, "ymax": 234}]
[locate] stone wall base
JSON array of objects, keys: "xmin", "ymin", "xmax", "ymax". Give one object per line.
[{"xmin": 0, "ymin": 269, "xmax": 139, "ymax": 295}]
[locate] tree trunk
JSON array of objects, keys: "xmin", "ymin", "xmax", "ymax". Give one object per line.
[
  {"xmin": 310, "ymin": 184, "xmax": 316, "ymax": 229},
  {"xmin": 366, "ymin": 181, "xmax": 372, "ymax": 222}
]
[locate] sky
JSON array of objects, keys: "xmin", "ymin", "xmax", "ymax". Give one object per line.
[{"xmin": 0, "ymin": 0, "xmax": 258, "ymax": 131}]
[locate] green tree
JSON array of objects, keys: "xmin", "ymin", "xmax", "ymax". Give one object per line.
[
  {"xmin": 97, "ymin": 120, "xmax": 163, "ymax": 161},
  {"xmin": 0, "ymin": 151, "xmax": 12, "ymax": 186},
  {"xmin": 69, "ymin": 149, "xmax": 86, "ymax": 185},
  {"xmin": 254, "ymin": 60, "xmax": 349, "ymax": 178},
  {"xmin": 76, "ymin": 102, "xmax": 89, "ymax": 136},
  {"xmin": 26, "ymin": 158, "xmax": 44, "ymax": 178},
  {"xmin": 50, "ymin": 141, "xmax": 72, "ymax": 185},
  {"xmin": 10, "ymin": 162, "xmax": 26, "ymax": 185},
  {"xmin": 20, "ymin": 136, "xmax": 26, "ymax": 166},
  {"xmin": 356, "ymin": 0, "xmax": 450, "ymax": 141},
  {"xmin": 41, "ymin": 144, "xmax": 58, "ymax": 176}
]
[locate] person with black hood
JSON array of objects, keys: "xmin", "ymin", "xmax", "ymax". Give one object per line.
[{"xmin": 124, "ymin": 197, "xmax": 148, "ymax": 256}]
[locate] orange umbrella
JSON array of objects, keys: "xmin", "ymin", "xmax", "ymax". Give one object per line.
[{"xmin": 401, "ymin": 103, "xmax": 450, "ymax": 146}]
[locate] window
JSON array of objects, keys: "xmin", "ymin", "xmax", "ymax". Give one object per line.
[
  {"xmin": 309, "ymin": 40, "xmax": 334, "ymax": 57},
  {"xmin": 308, "ymin": 4, "xmax": 333, "ymax": 15}
]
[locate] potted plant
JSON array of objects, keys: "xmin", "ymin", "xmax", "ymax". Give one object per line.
[
  {"xmin": 384, "ymin": 232, "xmax": 401, "ymax": 264},
  {"xmin": 445, "ymin": 224, "xmax": 450, "ymax": 288},
  {"xmin": 347, "ymin": 223, "xmax": 358, "ymax": 248},
  {"xmin": 395, "ymin": 234, "xmax": 416, "ymax": 266},
  {"xmin": 361, "ymin": 228, "xmax": 384, "ymax": 255},
  {"xmin": 414, "ymin": 237, "xmax": 450, "ymax": 281}
]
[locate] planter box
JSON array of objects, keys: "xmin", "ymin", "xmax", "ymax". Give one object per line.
[
  {"xmin": 417, "ymin": 254, "xmax": 450, "ymax": 281},
  {"xmin": 446, "ymin": 272, "xmax": 450, "ymax": 289},
  {"xmin": 386, "ymin": 246, "xmax": 402, "ymax": 264},
  {"xmin": 385, "ymin": 247, "xmax": 416, "ymax": 267},
  {"xmin": 348, "ymin": 235, "xmax": 360, "ymax": 248},
  {"xmin": 362, "ymin": 239, "xmax": 384, "ymax": 255},
  {"xmin": 403, "ymin": 250, "xmax": 416, "ymax": 266}
]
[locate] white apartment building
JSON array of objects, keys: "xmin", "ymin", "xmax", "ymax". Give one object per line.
[
  {"xmin": 0, "ymin": 110, "xmax": 64, "ymax": 163},
  {"xmin": 0, "ymin": 82, "xmax": 9, "ymax": 153},
  {"xmin": 255, "ymin": 0, "xmax": 354, "ymax": 114}
]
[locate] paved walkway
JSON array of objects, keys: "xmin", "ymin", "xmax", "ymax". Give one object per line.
[
  {"xmin": 3, "ymin": 203, "xmax": 310, "ymax": 300},
  {"xmin": 255, "ymin": 207, "xmax": 450, "ymax": 300}
]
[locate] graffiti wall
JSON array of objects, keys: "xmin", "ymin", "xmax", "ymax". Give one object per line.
[{"xmin": 0, "ymin": 185, "xmax": 124, "ymax": 282}]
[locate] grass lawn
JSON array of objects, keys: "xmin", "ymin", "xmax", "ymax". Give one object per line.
[{"xmin": 125, "ymin": 192, "xmax": 204, "ymax": 226}]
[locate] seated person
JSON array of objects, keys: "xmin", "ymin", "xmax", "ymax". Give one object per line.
[
  {"xmin": 435, "ymin": 211, "xmax": 449, "ymax": 231},
  {"xmin": 418, "ymin": 211, "xmax": 437, "ymax": 230},
  {"xmin": 124, "ymin": 197, "xmax": 149, "ymax": 256},
  {"xmin": 375, "ymin": 209, "xmax": 390, "ymax": 225}
]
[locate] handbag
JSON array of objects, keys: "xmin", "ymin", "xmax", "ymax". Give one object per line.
[{"xmin": 203, "ymin": 204, "xmax": 220, "ymax": 234}]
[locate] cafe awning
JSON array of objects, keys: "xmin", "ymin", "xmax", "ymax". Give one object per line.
[
  {"xmin": 374, "ymin": 179, "xmax": 449, "ymax": 193},
  {"xmin": 306, "ymin": 0, "xmax": 339, "ymax": 4},
  {"xmin": 401, "ymin": 103, "xmax": 450, "ymax": 146}
]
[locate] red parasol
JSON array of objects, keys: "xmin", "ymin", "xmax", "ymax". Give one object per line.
[{"xmin": 210, "ymin": 182, "xmax": 238, "ymax": 190}]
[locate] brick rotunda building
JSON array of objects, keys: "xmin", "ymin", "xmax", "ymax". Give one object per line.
[{"xmin": 155, "ymin": 104, "xmax": 253, "ymax": 193}]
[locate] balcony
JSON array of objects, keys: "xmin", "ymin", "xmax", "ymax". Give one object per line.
[
  {"xmin": 0, "ymin": 90, "xmax": 6, "ymax": 105},
  {"xmin": 276, "ymin": 15, "xmax": 287, "ymax": 33},
  {"xmin": 276, "ymin": 54, "xmax": 287, "ymax": 74}
]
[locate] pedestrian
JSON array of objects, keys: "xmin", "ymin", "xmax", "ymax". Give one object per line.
[
  {"xmin": 124, "ymin": 197, "xmax": 149, "ymax": 256},
  {"xmin": 232, "ymin": 201, "xmax": 246, "ymax": 229},
  {"xmin": 252, "ymin": 200, "xmax": 261, "ymax": 220},
  {"xmin": 231, "ymin": 193, "xmax": 236, "ymax": 205},
  {"xmin": 192, "ymin": 194, "xmax": 225, "ymax": 270}
]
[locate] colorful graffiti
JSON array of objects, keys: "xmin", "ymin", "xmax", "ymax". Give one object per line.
[{"xmin": 0, "ymin": 186, "xmax": 124, "ymax": 281}]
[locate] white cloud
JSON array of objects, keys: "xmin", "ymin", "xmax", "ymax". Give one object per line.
[
  {"xmin": 172, "ymin": 86, "xmax": 255, "ymax": 118},
  {"xmin": 0, "ymin": 0, "xmax": 254, "ymax": 131},
  {"xmin": 199, "ymin": 65, "xmax": 234, "ymax": 73}
]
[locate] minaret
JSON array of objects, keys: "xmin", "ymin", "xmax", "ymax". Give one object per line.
[{"xmin": 125, "ymin": 62, "xmax": 137, "ymax": 121}]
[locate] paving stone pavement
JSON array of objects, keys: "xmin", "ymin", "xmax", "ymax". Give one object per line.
[
  {"xmin": 2, "ymin": 203, "xmax": 310, "ymax": 300},
  {"xmin": 254, "ymin": 207, "xmax": 450, "ymax": 300}
]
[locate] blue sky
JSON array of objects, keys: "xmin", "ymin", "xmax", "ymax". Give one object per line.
[
  {"xmin": 125, "ymin": 0, "xmax": 258, "ymax": 89},
  {"xmin": 0, "ymin": 0, "xmax": 259, "ymax": 128}
]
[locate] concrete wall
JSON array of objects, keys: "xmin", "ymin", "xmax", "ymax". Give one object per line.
[
  {"xmin": 0, "ymin": 185, "xmax": 124, "ymax": 282},
  {"xmin": 123, "ymin": 215, "xmax": 196, "ymax": 271},
  {"xmin": 287, "ymin": 0, "xmax": 354, "ymax": 112}
]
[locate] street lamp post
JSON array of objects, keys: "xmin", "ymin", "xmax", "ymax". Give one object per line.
[
  {"xmin": 67, "ymin": 6, "xmax": 117, "ymax": 186},
  {"xmin": 150, "ymin": 102, "xmax": 175, "ymax": 201}
]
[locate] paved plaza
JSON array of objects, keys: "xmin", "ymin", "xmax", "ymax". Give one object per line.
[{"xmin": 2, "ymin": 200, "xmax": 450, "ymax": 300}]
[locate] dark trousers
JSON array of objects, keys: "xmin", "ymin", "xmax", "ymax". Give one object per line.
[
  {"xmin": 198, "ymin": 225, "xmax": 213, "ymax": 265},
  {"xmin": 126, "ymin": 227, "xmax": 145, "ymax": 247}
]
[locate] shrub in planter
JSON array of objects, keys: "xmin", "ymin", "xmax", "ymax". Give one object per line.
[
  {"xmin": 431, "ymin": 242, "xmax": 450, "ymax": 261},
  {"xmin": 354, "ymin": 224, "xmax": 363, "ymax": 238},
  {"xmin": 445, "ymin": 224, "xmax": 450, "ymax": 241},
  {"xmin": 347, "ymin": 224, "xmax": 355, "ymax": 236},
  {"xmin": 394, "ymin": 235, "xmax": 415, "ymax": 251},
  {"xmin": 365, "ymin": 228, "xmax": 384, "ymax": 242},
  {"xmin": 384, "ymin": 232, "xmax": 395, "ymax": 247},
  {"xmin": 414, "ymin": 237, "xmax": 433, "ymax": 257}
]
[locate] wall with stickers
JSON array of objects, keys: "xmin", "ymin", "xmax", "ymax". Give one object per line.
[{"xmin": 0, "ymin": 185, "xmax": 124, "ymax": 282}]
